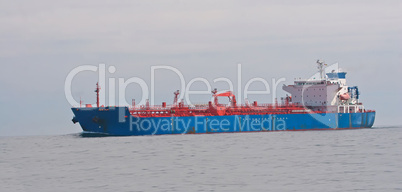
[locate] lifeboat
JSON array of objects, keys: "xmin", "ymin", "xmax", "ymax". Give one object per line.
[{"xmin": 340, "ymin": 93, "xmax": 350, "ymax": 100}]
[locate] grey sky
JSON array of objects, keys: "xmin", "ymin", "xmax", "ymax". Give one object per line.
[{"xmin": 0, "ymin": 0, "xmax": 401, "ymax": 136}]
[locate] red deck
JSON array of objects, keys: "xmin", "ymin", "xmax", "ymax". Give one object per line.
[{"xmin": 128, "ymin": 90, "xmax": 312, "ymax": 117}]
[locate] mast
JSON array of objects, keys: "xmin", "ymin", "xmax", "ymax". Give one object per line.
[
  {"xmin": 95, "ymin": 82, "xmax": 100, "ymax": 108},
  {"xmin": 211, "ymin": 88, "xmax": 218, "ymax": 105},
  {"xmin": 316, "ymin": 59, "xmax": 327, "ymax": 80},
  {"xmin": 173, "ymin": 90, "xmax": 180, "ymax": 107}
]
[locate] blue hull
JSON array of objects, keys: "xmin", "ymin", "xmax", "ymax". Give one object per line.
[{"xmin": 72, "ymin": 107, "xmax": 376, "ymax": 136}]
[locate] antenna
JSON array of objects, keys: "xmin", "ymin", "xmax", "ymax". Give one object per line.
[{"xmin": 316, "ymin": 59, "xmax": 327, "ymax": 80}]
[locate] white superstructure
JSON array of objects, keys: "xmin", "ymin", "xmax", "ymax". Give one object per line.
[{"xmin": 283, "ymin": 60, "xmax": 364, "ymax": 113}]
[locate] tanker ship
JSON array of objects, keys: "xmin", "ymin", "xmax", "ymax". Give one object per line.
[{"xmin": 71, "ymin": 61, "xmax": 376, "ymax": 136}]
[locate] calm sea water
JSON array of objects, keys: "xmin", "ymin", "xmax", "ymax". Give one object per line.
[{"xmin": 1, "ymin": 127, "xmax": 401, "ymax": 192}]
